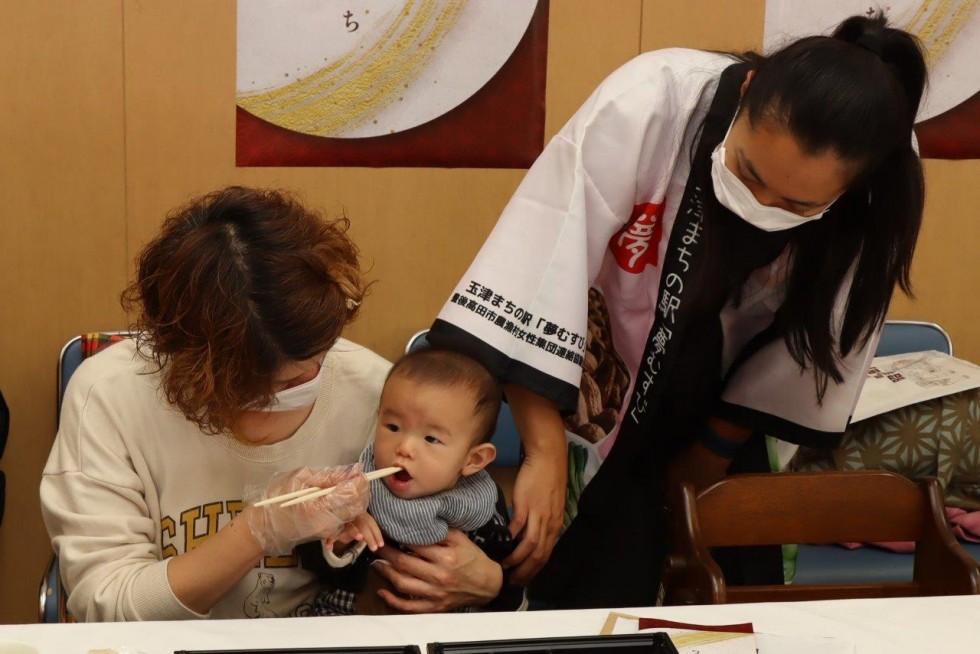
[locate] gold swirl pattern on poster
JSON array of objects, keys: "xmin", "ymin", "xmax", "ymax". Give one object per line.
[
  {"xmin": 901, "ymin": 0, "xmax": 979, "ymax": 67},
  {"xmin": 237, "ymin": 0, "xmax": 466, "ymax": 137}
]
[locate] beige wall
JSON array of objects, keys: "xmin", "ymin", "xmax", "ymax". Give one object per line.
[
  {"xmin": 1, "ymin": 0, "xmax": 978, "ymax": 623},
  {"xmin": 0, "ymin": 0, "xmax": 129, "ymax": 624}
]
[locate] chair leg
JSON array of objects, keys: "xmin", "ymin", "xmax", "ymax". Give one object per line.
[{"xmin": 915, "ymin": 479, "xmax": 980, "ymax": 596}]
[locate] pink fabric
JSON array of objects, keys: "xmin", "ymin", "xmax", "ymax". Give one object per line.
[
  {"xmin": 840, "ymin": 507, "xmax": 980, "ymax": 552},
  {"xmin": 948, "ymin": 507, "xmax": 980, "ymax": 543}
]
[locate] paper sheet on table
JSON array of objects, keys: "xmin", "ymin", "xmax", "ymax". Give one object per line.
[
  {"xmin": 755, "ymin": 633, "xmax": 854, "ymax": 653},
  {"xmin": 851, "ymin": 351, "xmax": 980, "ymax": 422},
  {"xmin": 603, "ymin": 613, "xmax": 856, "ymax": 654},
  {"xmin": 602, "ymin": 613, "xmax": 756, "ymax": 653}
]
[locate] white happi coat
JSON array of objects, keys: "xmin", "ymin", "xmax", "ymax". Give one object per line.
[
  {"xmin": 435, "ymin": 48, "xmax": 875, "ymax": 469},
  {"xmin": 430, "ymin": 47, "xmax": 883, "ymax": 608}
]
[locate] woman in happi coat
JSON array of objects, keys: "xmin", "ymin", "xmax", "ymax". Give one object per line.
[{"xmin": 426, "ymin": 13, "xmax": 928, "ymax": 607}]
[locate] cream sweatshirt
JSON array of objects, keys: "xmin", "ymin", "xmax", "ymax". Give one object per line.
[{"xmin": 41, "ymin": 338, "xmax": 389, "ymax": 621}]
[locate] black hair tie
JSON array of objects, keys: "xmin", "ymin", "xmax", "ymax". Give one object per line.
[{"xmin": 855, "ymin": 33, "xmax": 885, "ymax": 58}]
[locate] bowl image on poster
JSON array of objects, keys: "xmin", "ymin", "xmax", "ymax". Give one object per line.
[{"xmin": 237, "ymin": 0, "xmax": 538, "ymax": 138}]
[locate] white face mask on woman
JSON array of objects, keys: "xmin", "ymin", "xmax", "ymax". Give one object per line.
[
  {"xmin": 710, "ymin": 113, "xmax": 836, "ymax": 232},
  {"xmin": 261, "ymin": 358, "xmax": 326, "ymax": 412}
]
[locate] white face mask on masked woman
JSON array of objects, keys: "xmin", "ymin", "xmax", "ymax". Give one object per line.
[
  {"xmin": 710, "ymin": 113, "xmax": 836, "ymax": 232},
  {"xmin": 259, "ymin": 357, "xmax": 326, "ymax": 413}
]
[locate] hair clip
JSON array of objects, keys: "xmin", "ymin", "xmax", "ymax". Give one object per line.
[{"xmin": 346, "ymin": 298, "xmax": 361, "ymax": 310}]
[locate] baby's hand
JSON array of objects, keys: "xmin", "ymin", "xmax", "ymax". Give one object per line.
[{"xmin": 328, "ymin": 513, "xmax": 384, "ymax": 553}]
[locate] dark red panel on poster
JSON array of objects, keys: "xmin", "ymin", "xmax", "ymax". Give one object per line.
[
  {"xmin": 916, "ymin": 89, "xmax": 980, "ymax": 160},
  {"xmin": 237, "ymin": 1, "xmax": 549, "ymax": 168}
]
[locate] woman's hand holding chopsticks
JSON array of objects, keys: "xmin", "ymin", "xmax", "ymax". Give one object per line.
[{"xmin": 243, "ymin": 464, "xmax": 374, "ymax": 555}]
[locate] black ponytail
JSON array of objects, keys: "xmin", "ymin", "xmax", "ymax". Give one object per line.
[{"xmin": 737, "ymin": 12, "xmax": 927, "ymax": 398}]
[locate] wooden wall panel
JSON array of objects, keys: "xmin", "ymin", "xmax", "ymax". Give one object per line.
[
  {"xmin": 544, "ymin": 0, "xmax": 642, "ymax": 138},
  {"xmin": 641, "ymin": 0, "xmax": 765, "ymax": 53},
  {"xmin": 121, "ymin": 0, "xmax": 643, "ymax": 363},
  {"xmin": 0, "ymin": 1, "xmax": 127, "ymax": 624},
  {"xmin": 0, "ymin": 2, "xmax": 642, "ymax": 621},
  {"xmin": 7, "ymin": 0, "xmax": 974, "ymax": 625},
  {"xmin": 890, "ymin": 160, "xmax": 980, "ymax": 360}
]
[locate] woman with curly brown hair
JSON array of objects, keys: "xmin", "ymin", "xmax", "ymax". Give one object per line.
[{"xmin": 40, "ymin": 187, "xmax": 392, "ymax": 621}]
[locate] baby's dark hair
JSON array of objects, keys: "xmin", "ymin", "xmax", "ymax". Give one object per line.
[{"xmin": 386, "ymin": 349, "xmax": 502, "ymax": 445}]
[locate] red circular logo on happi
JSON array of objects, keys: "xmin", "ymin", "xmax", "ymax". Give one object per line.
[{"xmin": 609, "ymin": 202, "xmax": 665, "ymax": 273}]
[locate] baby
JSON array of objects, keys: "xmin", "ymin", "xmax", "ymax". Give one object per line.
[{"xmin": 309, "ymin": 348, "xmax": 522, "ymax": 615}]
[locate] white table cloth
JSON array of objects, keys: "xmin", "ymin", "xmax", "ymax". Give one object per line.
[{"xmin": 2, "ymin": 595, "xmax": 978, "ymax": 654}]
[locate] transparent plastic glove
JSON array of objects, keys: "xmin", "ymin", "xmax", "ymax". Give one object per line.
[{"xmin": 245, "ymin": 463, "xmax": 369, "ymax": 555}]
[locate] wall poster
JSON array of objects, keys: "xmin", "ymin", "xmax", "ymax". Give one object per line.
[
  {"xmin": 765, "ymin": 0, "xmax": 980, "ymax": 159},
  {"xmin": 236, "ymin": 0, "xmax": 549, "ymax": 167}
]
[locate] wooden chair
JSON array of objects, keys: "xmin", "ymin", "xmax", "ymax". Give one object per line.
[{"xmin": 662, "ymin": 470, "xmax": 980, "ymax": 604}]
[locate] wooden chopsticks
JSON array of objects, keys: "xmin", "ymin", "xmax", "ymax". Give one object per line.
[{"xmin": 253, "ymin": 466, "xmax": 402, "ymax": 508}]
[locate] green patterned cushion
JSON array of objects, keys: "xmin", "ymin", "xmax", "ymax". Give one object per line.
[{"xmin": 793, "ymin": 389, "xmax": 980, "ymax": 510}]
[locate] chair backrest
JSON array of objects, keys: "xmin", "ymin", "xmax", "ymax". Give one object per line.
[
  {"xmin": 58, "ymin": 333, "xmax": 130, "ymax": 421},
  {"xmin": 42, "ymin": 332, "xmax": 129, "ymax": 623},
  {"xmin": 666, "ymin": 470, "xmax": 980, "ymax": 604},
  {"xmin": 694, "ymin": 471, "xmax": 927, "ymax": 548},
  {"xmin": 57, "ymin": 336, "xmax": 84, "ymax": 420},
  {"xmin": 877, "ymin": 320, "xmax": 952, "ymax": 357},
  {"xmin": 405, "ymin": 330, "xmax": 521, "ymax": 468}
]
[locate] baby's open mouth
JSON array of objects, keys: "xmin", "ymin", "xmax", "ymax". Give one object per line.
[{"xmin": 393, "ymin": 469, "xmax": 413, "ymax": 482}]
